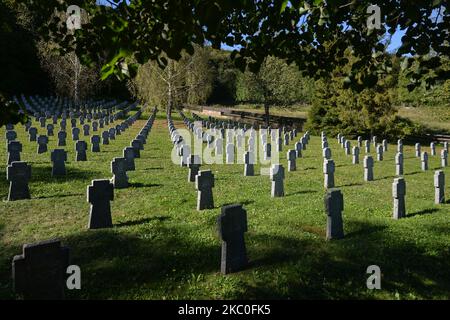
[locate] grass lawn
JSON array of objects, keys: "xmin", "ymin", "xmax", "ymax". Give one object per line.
[
  {"xmin": 210, "ymin": 103, "xmax": 450, "ymax": 134},
  {"xmin": 398, "ymin": 106, "xmax": 450, "ymax": 134},
  {"xmin": 208, "ymin": 104, "xmax": 311, "ymax": 119},
  {"xmin": 0, "ymin": 109, "xmax": 449, "ymax": 300}
]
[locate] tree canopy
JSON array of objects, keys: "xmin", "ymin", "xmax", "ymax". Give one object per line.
[{"xmin": 1, "ymin": 0, "xmax": 449, "ymax": 125}]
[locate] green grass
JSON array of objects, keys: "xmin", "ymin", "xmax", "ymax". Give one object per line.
[
  {"xmin": 0, "ymin": 110, "xmax": 449, "ymax": 300},
  {"xmin": 208, "ymin": 103, "xmax": 311, "ymax": 119},
  {"xmin": 398, "ymin": 105, "xmax": 450, "ymax": 134},
  {"xmin": 209, "ymin": 103, "xmax": 450, "ymax": 134}
]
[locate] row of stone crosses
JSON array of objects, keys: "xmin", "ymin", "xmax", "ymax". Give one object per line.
[
  {"xmin": 171, "ymin": 110, "xmax": 448, "ymax": 240},
  {"xmin": 15, "ymin": 94, "xmax": 121, "ymax": 118},
  {"xmin": 6, "ymin": 108, "xmax": 448, "ymax": 299},
  {"xmin": 8, "ymin": 107, "xmax": 158, "ymax": 300},
  {"xmin": 186, "ymin": 111, "xmax": 447, "ymax": 204},
  {"xmin": 5, "ymin": 99, "xmax": 138, "ymax": 155},
  {"xmin": 4, "ymin": 101, "xmax": 148, "ymax": 200}
]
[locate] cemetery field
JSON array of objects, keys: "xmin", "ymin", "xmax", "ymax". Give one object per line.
[{"xmin": 1, "ymin": 110, "xmax": 449, "ymax": 300}]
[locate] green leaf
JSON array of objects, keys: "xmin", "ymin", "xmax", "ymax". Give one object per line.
[
  {"xmin": 280, "ymin": 0, "xmax": 289, "ymax": 13},
  {"xmin": 314, "ymin": 0, "xmax": 323, "ymax": 6}
]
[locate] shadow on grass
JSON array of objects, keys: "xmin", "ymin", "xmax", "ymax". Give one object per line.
[
  {"xmin": 377, "ymin": 175, "xmax": 396, "ymax": 181},
  {"xmin": 129, "ymin": 182, "xmax": 163, "ymax": 188},
  {"xmin": 222, "ymin": 200, "xmax": 255, "ymax": 207},
  {"xmin": 115, "ymin": 216, "xmax": 170, "ymax": 228},
  {"xmin": 345, "ymin": 225, "xmax": 388, "ymax": 239},
  {"xmin": 303, "ymin": 167, "xmax": 317, "ymax": 171},
  {"xmin": 336, "ymin": 164, "xmax": 353, "ymax": 168},
  {"xmin": 139, "ymin": 167, "xmax": 164, "ymax": 171},
  {"xmin": 1, "ymin": 220, "xmax": 450, "ymax": 300},
  {"xmin": 34, "ymin": 193, "xmax": 84, "ymax": 200},
  {"xmin": 407, "ymin": 208, "xmax": 439, "ymax": 218},
  {"xmin": 285, "ymin": 190, "xmax": 316, "ymax": 197},
  {"xmin": 30, "ymin": 166, "xmax": 103, "ymax": 184},
  {"xmin": 339, "ymin": 182, "xmax": 364, "ymax": 188},
  {"xmin": 239, "ymin": 222, "xmax": 450, "ymax": 299},
  {"xmin": 404, "ymin": 171, "xmax": 422, "ymax": 176}
]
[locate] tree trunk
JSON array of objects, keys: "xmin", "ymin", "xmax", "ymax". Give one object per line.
[
  {"xmin": 167, "ymin": 66, "xmax": 173, "ymax": 115},
  {"xmin": 264, "ymin": 102, "xmax": 270, "ymax": 128}
]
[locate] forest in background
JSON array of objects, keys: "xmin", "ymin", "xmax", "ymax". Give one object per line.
[{"xmin": 2, "ymin": 0, "xmax": 449, "ymax": 138}]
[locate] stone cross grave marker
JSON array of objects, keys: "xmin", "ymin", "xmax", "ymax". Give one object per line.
[
  {"xmin": 392, "ymin": 177, "xmax": 406, "ymax": 219},
  {"xmin": 421, "ymin": 152, "xmax": 429, "ymax": 171},
  {"xmin": 244, "ymin": 151, "xmax": 254, "ymax": 176},
  {"xmin": 345, "ymin": 140, "xmax": 351, "ymax": 155},
  {"xmin": 6, "ymin": 130, "xmax": 17, "ymax": 147},
  {"xmin": 196, "ymin": 170, "xmax": 215, "ymax": 210},
  {"xmin": 395, "ymin": 152, "xmax": 404, "ymax": 176},
  {"xmin": 323, "ymin": 159, "xmax": 335, "ymax": 189},
  {"xmin": 324, "ymin": 189, "xmax": 344, "ymax": 240},
  {"xmin": 226, "ymin": 143, "xmax": 235, "ymax": 164},
  {"xmin": 46, "ymin": 124, "xmax": 54, "ymax": 136},
  {"xmin": 115, "ymin": 125, "xmax": 122, "ymax": 136},
  {"xmin": 430, "ymin": 142, "xmax": 436, "ymax": 156},
  {"xmin": 352, "ymin": 146, "xmax": 360, "ymax": 164},
  {"xmin": 415, "ymin": 143, "xmax": 421, "ymax": 157},
  {"xmin": 131, "ymin": 140, "xmax": 142, "ymax": 158},
  {"xmin": 376, "ymin": 145, "xmax": 383, "ymax": 161},
  {"xmin": 7, "ymin": 141, "xmax": 22, "ymax": 165},
  {"xmin": 188, "ymin": 155, "xmax": 201, "ymax": 182},
  {"xmin": 364, "ymin": 155, "xmax": 374, "ymax": 181},
  {"xmin": 434, "ymin": 170, "xmax": 445, "ymax": 204},
  {"xmin": 180, "ymin": 144, "xmax": 191, "ymax": 167},
  {"xmin": 51, "ymin": 149, "xmax": 67, "ymax": 176},
  {"xmin": 37, "ymin": 135, "xmax": 49, "ymax": 154},
  {"xmin": 323, "ymin": 147, "xmax": 331, "ymax": 160},
  {"xmin": 109, "ymin": 128, "xmax": 116, "ymax": 140},
  {"xmin": 12, "ymin": 239, "xmax": 70, "ymax": 300},
  {"xmin": 7, "ymin": 161, "xmax": 31, "ymax": 201},
  {"xmin": 123, "ymin": 147, "xmax": 136, "ymax": 171},
  {"xmin": 111, "ymin": 157, "xmax": 129, "ymax": 188},
  {"xmin": 365, "ymin": 140, "xmax": 370, "ymax": 153},
  {"xmin": 87, "ymin": 179, "xmax": 114, "ymax": 229},
  {"xmin": 83, "ymin": 124, "xmax": 90, "ymax": 136},
  {"xmin": 75, "ymin": 141, "xmax": 87, "ymax": 161},
  {"xmin": 215, "ymin": 138, "xmax": 223, "ymax": 156},
  {"xmin": 441, "ymin": 149, "xmax": 448, "ymax": 167},
  {"xmin": 39, "ymin": 117, "xmax": 46, "ymax": 128},
  {"xmin": 29, "ymin": 127, "xmax": 37, "ymax": 142},
  {"xmin": 102, "ymin": 131, "xmax": 109, "ymax": 145},
  {"xmin": 287, "ymin": 149, "xmax": 296, "ymax": 171},
  {"xmin": 72, "ymin": 127, "xmax": 80, "ymax": 141},
  {"xmin": 295, "ymin": 142, "xmax": 303, "ymax": 158},
  {"xmin": 91, "ymin": 135, "xmax": 101, "ymax": 152},
  {"xmin": 217, "ymin": 204, "xmax": 248, "ymax": 275},
  {"xmin": 270, "ymin": 164, "xmax": 285, "ymax": 197},
  {"xmin": 57, "ymin": 130, "xmax": 67, "ymax": 146}
]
